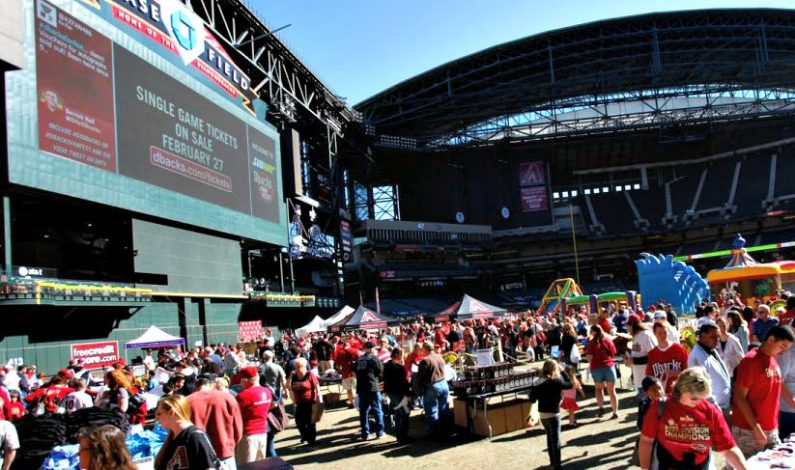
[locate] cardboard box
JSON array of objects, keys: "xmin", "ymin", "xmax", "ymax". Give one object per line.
[
  {"xmin": 521, "ymin": 401, "xmax": 531, "ymax": 424},
  {"xmin": 473, "ymin": 404, "xmax": 507, "ymax": 437},
  {"xmin": 504, "ymin": 399, "xmax": 531, "ymax": 432},
  {"xmin": 453, "ymin": 398, "xmax": 469, "ymax": 428}
]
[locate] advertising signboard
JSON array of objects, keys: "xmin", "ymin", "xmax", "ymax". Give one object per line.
[{"xmin": 70, "ymin": 341, "xmax": 120, "ymax": 370}]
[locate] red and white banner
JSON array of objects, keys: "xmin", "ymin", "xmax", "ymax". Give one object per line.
[
  {"xmin": 70, "ymin": 341, "xmax": 120, "ymax": 370},
  {"xmin": 239, "ymin": 320, "xmax": 263, "ymax": 343}
]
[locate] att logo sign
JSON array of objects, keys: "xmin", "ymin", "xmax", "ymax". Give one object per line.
[{"xmin": 158, "ymin": 0, "xmax": 205, "ymax": 66}]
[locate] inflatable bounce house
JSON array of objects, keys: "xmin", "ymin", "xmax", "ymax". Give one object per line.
[{"xmin": 635, "ymin": 253, "xmax": 710, "ymax": 314}]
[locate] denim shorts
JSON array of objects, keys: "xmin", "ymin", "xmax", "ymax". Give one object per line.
[{"xmin": 591, "ymin": 366, "xmax": 617, "ymax": 384}]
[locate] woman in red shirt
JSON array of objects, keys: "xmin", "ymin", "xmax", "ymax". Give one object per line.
[
  {"xmin": 639, "ymin": 367, "xmax": 747, "ymax": 470},
  {"xmin": 288, "ymin": 357, "xmax": 321, "ymax": 446},
  {"xmin": 585, "ymin": 324, "xmax": 619, "ymax": 419}
]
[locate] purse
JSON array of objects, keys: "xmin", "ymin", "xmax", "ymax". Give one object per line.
[
  {"xmin": 309, "ymin": 373, "xmax": 324, "ymax": 423},
  {"xmin": 267, "ymin": 399, "xmax": 289, "ymax": 433},
  {"xmin": 311, "ymin": 402, "xmax": 325, "ymax": 423}
]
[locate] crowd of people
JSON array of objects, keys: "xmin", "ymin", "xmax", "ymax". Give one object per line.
[{"xmin": 0, "ymin": 295, "xmax": 794, "ymax": 469}]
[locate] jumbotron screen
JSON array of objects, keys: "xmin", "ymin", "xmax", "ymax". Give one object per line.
[{"xmin": 5, "ymin": 0, "xmax": 286, "ymax": 245}]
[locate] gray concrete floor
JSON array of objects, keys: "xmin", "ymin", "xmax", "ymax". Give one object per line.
[{"xmin": 274, "ymin": 363, "xmax": 651, "ymax": 470}]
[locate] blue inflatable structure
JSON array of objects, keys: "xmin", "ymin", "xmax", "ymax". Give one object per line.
[{"xmin": 635, "ymin": 253, "xmax": 710, "ymax": 314}]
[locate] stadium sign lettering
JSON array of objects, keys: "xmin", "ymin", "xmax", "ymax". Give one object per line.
[
  {"xmin": 70, "ymin": 341, "xmax": 120, "ymax": 370},
  {"xmin": 81, "ymin": 0, "xmax": 256, "ymax": 114}
]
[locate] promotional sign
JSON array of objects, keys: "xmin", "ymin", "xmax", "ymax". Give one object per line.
[
  {"xmin": 520, "ymin": 187, "xmax": 548, "ymax": 212},
  {"xmin": 518, "ymin": 161, "xmax": 545, "ymax": 186},
  {"xmin": 239, "ymin": 320, "xmax": 263, "ymax": 343},
  {"xmin": 114, "ymin": 45, "xmax": 252, "ymax": 214},
  {"xmin": 70, "ymin": 341, "xmax": 120, "ymax": 370},
  {"xmin": 36, "ymin": 0, "xmax": 117, "ymax": 172},
  {"xmin": 8, "ymin": 0, "xmax": 286, "ymax": 245}
]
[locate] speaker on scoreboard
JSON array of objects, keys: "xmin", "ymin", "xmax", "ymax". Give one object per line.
[{"xmin": 281, "ymin": 128, "xmax": 304, "ymax": 196}]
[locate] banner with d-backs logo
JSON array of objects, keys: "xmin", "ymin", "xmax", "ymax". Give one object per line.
[{"xmin": 78, "ymin": 0, "xmax": 258, "ymax": 115}]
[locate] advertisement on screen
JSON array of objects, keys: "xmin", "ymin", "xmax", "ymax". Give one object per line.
[
  {"xmin": 5, "ymin": 0, "xmax": 286, "ymax": 245},
  {"xmin": 76, "ymin": 0, "xmax": 257, "ymax": 115},
  {"xmin": 36, "ymin": 0, "xmax": 117, "ymax": 172}
]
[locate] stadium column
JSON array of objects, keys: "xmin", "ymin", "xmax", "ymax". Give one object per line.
[
  {"xmin": 3, "ymin": 196, "xmax": 10, "ymax": 277},
  {"xmin": 180, "ymin": 298, "xmax": 204, "ymax": 349}
]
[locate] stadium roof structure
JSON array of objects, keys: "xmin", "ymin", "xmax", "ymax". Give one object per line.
[
  {"xmin": 356, "ymin": 9, "xmax": 795, "ymax": 150},
  {"xmin": 189, "ymin": 0, "xmax": 359, "ymax": 129}
]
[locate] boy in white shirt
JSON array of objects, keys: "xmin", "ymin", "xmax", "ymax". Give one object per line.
[{"xmin": 62, "ymin": 378, "xmax": 94, "ymax": 413}]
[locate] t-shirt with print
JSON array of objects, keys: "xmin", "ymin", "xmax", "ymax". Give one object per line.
[
  {"xmin": 585, "ymin": 337, "xmax": 616, "ymax": 369},
  {"xmin": 62, "ymin": 390, "xmax": 94, "ymax": 413},
  {"xmin": 158, "ymin": 425, "xmax": 218, "ymax": 470},
  {"xmin": 236, "ymin": 385, "xmax": 272, "ymax": 436},
  {"xmin": 732, "ymin": 349, "xmax": 783, "ymax": 431},
  {"xmin": 641, "ymin": 397, "xmax": 734, "ymax": 466},
  {"xmin": 355, "ymin": 353, "xmax": 383, "ymax": 394},
  {"xmin": 645, "ymin": 343, "xmax": 688, "ymax": 394}
]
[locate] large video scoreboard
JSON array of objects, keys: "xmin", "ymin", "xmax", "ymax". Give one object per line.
[{"xmin": 6, "ymin": 0, "xmax": 286, "ymax": 245}]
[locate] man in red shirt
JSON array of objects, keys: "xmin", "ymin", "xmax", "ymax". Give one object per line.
[
  {"xmin": 732, "ymin": 325, "xmax": 795, "ymax": 458},
  {"xmin": 338, "ymin": 341, "xmax": 362, "ymax": 409},
  {"xmin": 645, "ymin": 322, "xmax": 688, "ymax": 394},
  {"xmin": 235, "ymin": 366, "xmax": 273, "ymax": 464},
  {"xmin": 187, "ymin": 377, "xmax": 243, "ymax": 469}
]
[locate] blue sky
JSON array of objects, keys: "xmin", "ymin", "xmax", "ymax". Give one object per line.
[{"xmin": 250, "ymin": 0, "xmax": 795, "ymax": 106}]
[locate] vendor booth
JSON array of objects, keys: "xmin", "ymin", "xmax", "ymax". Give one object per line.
[
  {"xmin": 295, "ymin": 315, "xmax": 327, "ymax": 337},
  {"xmin": 124, "ymin": 326, "xmax": 185, "ymax": 350},
  {"xmin": 322, "ymin": 305, "xmax": 355, "ymax": 329},
  {"xmin": 327, "ymin": 305, "xmax": 397, "ymax": 331},
  {"xmin": 435, "ymin": 294, "xmax": 507, "ymax": 322}
]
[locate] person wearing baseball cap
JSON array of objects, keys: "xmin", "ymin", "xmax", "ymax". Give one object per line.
[
  {"xmin": 355, "ymin": 342, "xmax": 385, "ymax": 440},
  {"xmin": 235, "ymin": 366, "xmax": 273, "ymax": 463},
  {"xmin": 688, "ymin": 319, "xmax": 731, "ymax": 412}
]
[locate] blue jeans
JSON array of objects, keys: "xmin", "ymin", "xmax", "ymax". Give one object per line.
[
  {"xmin": 266, "ymin": 429, "xmax": 277, "ymax": 457},
  {"xmin": 358, "ymin": 391, "xmax": 385, "ymax": 438},
  {"xmin": 780, "ymin": 411, "xmax": 795, "ymax": 441},
  {"xmin": 423, "ymin": 380, "xmax": 450, "ymax": 434},
  {"xmin": 541, "ymin": 416, "xmax": 562, "ymax": 469}
]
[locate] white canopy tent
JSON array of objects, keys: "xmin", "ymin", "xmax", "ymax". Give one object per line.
[
  {"xmin": 125, "ymin": 326, "xmax": 185, "ymax": 349},
  {"xmin": 295, "ymin": 315, "xmax": 327, "ymax": 337},
  {"xmin": 321, "ymin": 305, "xmax": 354, "ymax": 328}
]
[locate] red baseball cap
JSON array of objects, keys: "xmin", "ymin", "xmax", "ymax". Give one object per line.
[
  {"xmin": 239, "ymin": 366, "xmax": 258, "ymax": 379},
  {"xmin": 627, "ymin": 314, "xmax": 642, "ymax": 325}
]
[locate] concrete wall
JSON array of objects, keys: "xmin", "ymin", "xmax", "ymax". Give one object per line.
[
  {"xmin": 0, "ymin": 0, "xmax": 24, "ymax": 70},
  {"xmin": 0, "ymin": 300, "xmax": 243, "ymax": 375}
]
